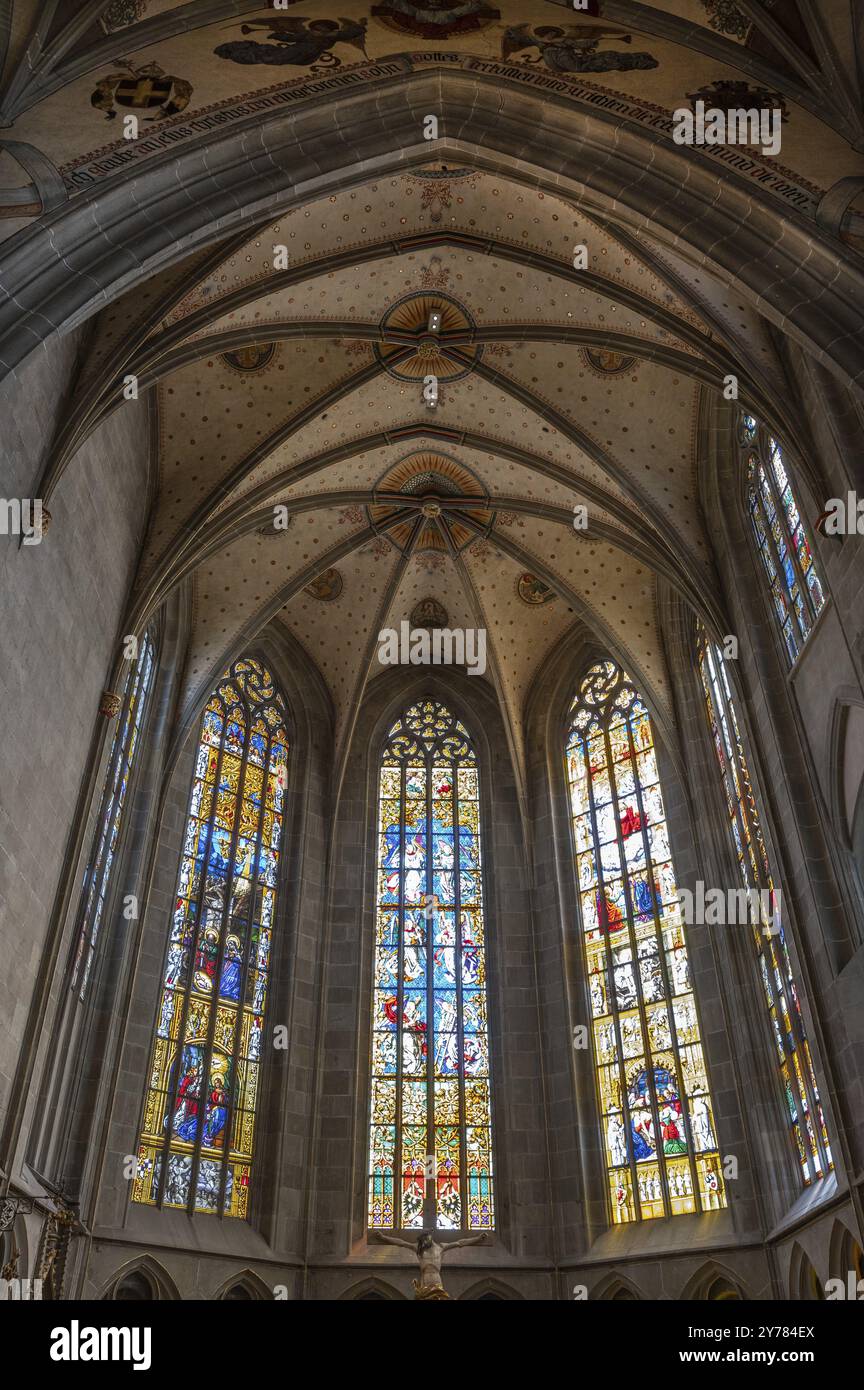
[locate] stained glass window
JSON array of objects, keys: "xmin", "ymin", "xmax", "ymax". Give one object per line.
[
  {"xmin": 697, "ymin": 633, "xmax": 832, "ymax": 1183},
  {"xmin": 71, "ymin": 634, "xmax": 155, "ymax": 999},
  {"xmin": 566, "ymin": 661, "xmax": 726, "ymax": 1223},
  {"xmin": 368, "ymin": 699, "xmax": 494, "ymax": 1232},
  {"xmin": 132, "ymin": 657, "xmax": 289, "ymax": 1218},
  {"xmin": 743, "ymin": 414, "xmax": 825, "ymax": 664}
]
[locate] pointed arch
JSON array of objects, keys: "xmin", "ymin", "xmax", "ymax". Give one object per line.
[
  {"xmin": 680, "ymin": 1260, "xmax": 747, "ymax": 1301},
  {"xmin": 565, "ymin": 659, "xmax": 726, "ymax": 1224},
  {"xmin": 70, "ymin": 630, "xmax": 156, "ymax": 998},
  {"xmin": 740, "ymin": 412, "xmax": 826, "ymax": 666},
  {"xmin": 591, "ymin": 1272, "xmax": 643, "ymax": 1301},
  {"xmin": 342, "ymin": 1277, "xmax": 407, "ymax": 1300},
  {"xmin": 2, "ymin": 72, "xmax": 863, "ymax": 400},
  {"xmin": 696, "ymin": 631, "xmax": 833, "ymax": 1185},
  {"xmin": 131, "ymin": 656, "xmax": 290, "ymax": 1218},
  {"xmin": 101, "ymin": 1254, "xmax": 181, "ymax": 1301},
  {"xmin": 213, "ymin": 1269, "xmax": 274, "ymax": 1301},
  {"xmin": 460, "ymin": 1278, "xmax": 523, "ymax": 1300},
  {"xmin": 788, "ymin": 1242, "xmax": 826, "ymax": 1301},
  {"xmin": 367, "ymin": 697, "xmax": 495, "ymax": 1233},
  {"xmin": 828, "ymin": 1218, "xmax": 864, "ymax": 1286}
]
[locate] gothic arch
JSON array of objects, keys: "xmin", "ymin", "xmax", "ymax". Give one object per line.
[
  {"xmin": 213, "ymin": 1269, "xmax": 274, "ymax": 1301},
  {"xmin": 123, "ymin": 628, "xmax": 332, "ymax": 1242},
  {"xmin": 827, "ymin": 692, "xmax": 864, "ymax": 846},
  {"xmin": 696, "ymin": 385, "xmax": 857, "ymax": 979},
  {"xmin": 525, "ymin": 620, "xmax": 738, "ymax": 1239},
  {"xmin": 101, "ymin": 1254, "xmax": 180, "ymax": 1301},
  {"xmin": 341, "ymin": 1277, "xmax": 406, "ymax": 1301},
  {"xmin": 526, "ymin": 619, "xmax": 681, "ymax": 781},
  {"xmin": 163, "ymin": 620, "xmax": 334, "ymax": 784},
  {"xmin": 828, "ymin": 1218, "xmax": 864, "ymax": 1284},
  {"xmin": 590, "ymin": 1271, "xmax": 643, "ymax": 1301},
  {"xmin": 460, "ymin": 1278, "xmax": 523, "ymax": 1300},
  {"xmin": 2, "ymin": 71, "xmax": 863, "ymax": 398},
  {"xmin": 788, "ymin": 1242, "xmax": 826, "ymax": 1301},
  {"xmin": 364, "ymin": 684, "xmax": 497, "ymax": 1234},
  {"xmin": 680, "ymin": 1261, "xmax": 746, "ymax": 1301},
  {"xmin": 314, "ymin": 663, "xmax": 535, "ymax": 1254},
  {"xmin": 822, "ymin": 692, "xmax": 864, "ymax": 942}
]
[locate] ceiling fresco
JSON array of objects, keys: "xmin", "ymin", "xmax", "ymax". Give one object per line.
[
  {"xmin": 2, "ymin": 0, "xmax": 861, "ymax": 201},
  {"xmin": 3, "ymin": 0, "xmax": 861, "ymax": 794}
]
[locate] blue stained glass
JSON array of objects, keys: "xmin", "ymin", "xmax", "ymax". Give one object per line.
[
  {"xmin": 462, "ymin": 989, "xmax": 485, "ymax": 1031},
  {"xmin": 71, "ymin": 633, "xmax": 155, "ymax": 998},
  {"xmin": 368, "ymin": 699, "xmax": 494, "ymax": 1231},
  {"xmin": 433, "ymin": 994, "xmax": 457, "ymax": 1030},
  {"xmin": 698, "ymin": 633, "xmax": 832, "ymax": 1185},
  {"xmin": 133, "ymin": 657, "xmax": 289, "ymax": 1219},
  {"xmin": 433, "ymin": 948, "xmax": 457, "ymax": 985},
  {"xmin": 433, "ymin": 833, "xmax": 455, "ymax": 866},
  {"xmin": 746, "ymin": 422, "xmax": 825, "ymax": 662},
  {"xmin": 567, "ymin": 661, "xmax": 726, "ymax": 1223}
]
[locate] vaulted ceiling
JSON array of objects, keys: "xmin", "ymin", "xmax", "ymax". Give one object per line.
[{"xmin": 2, "ymin": 0, "xmax": 862, "ymax": 791}]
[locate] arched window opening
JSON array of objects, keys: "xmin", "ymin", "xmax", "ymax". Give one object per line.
[
  {"xmin": 132, "ymin": 657, "xmax": 289, "ymax": 1218},
  {"xmin": 71, "ymin": 632, "xmax": 156, "ymax": 998},
  {"xmin": 111, "ymin": 1271, "xmax": 156, "ymax": 1301},
  {"xmin": 367, "ymin": 698, "xmax": 494, "ymax": 1233},
  {"xmin": 566, "ymin": 661, "xmax": 726, "ymax": 1223},
  {"xmin": 707, "ymin": 1276, "xmax": 741, "ymax": 1301},
  {"xmin": 697, "ymin": 632, "xmax": 832, "ymax": 1184},
  {"xmin": 741, "ymin": 414, "xmax": 825, "ymax": 664}
]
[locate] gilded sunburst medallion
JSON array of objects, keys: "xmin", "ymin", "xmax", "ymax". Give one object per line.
[{"xmin": 374, "ymin": 292, "xmax": 481, "ymax": 383}]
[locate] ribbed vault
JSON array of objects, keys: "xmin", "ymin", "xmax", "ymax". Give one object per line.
[{"xmin": 3, "ymin": 1, "xmax": 862, "ymax": 803}]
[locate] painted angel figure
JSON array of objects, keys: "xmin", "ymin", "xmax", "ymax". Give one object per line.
[
  {"xmin": 502, "ymin": 22, "xmax": 633, "ymax": 62},
  {"xmin": 500, "ymin": 22, "xmax": 658, "ymax": 75},
  {"xmin": 216, "ymin": 17, "xmax": 368, "ymax": 67}
]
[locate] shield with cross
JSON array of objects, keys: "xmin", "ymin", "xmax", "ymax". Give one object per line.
[{"xmin": 91, "ymin": 60, "xmax": 193, "ymax": 121}]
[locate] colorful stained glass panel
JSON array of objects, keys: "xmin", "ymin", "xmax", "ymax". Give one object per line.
[
  {"xmin": 367, "ymin": 699, "xmax": 494, "ymax": 1232},
  {"xmin": 566, "ymin": 660, "xmax": 726, "ymax": 1223},
  {"xmin": 132, "ymin": 657, "xmax": 289, "ymax": 1218}
]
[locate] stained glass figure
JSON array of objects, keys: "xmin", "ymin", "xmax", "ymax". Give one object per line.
[
  {"xmin": 368, "ymin": 699, "xmax": 494, "ymax": 1232},
  {"xmin": 566, "ymin": 661, "xmax": 726, "ymax": 1223},
  {"xmin": 743, "ymin": 414, "xmax": 825, "ymax": 664},
  {"xmin": 132, "ymin": 657, "xmax": 289, "ymax": 1218},
  {"xmin": 71, "ymin": 633, "xmax": 155, "ymax": 998},
  {"xmin": 698, "ymin": 633, "xmax": 832, "ymax": 1183}
]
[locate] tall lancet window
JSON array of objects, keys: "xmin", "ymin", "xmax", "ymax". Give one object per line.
[
  {"xmin": 566, "ymin": 661, "xmax": 726, "ymax": 1224},
  {"xmin": 742, "ymin": 415, "xmax": 825, "ymax": 664},
  {"xmin": 72, "ymin": 633, "xmax": 155, "ymax": 999},
  {"xmin": 367, "ymin": 699, "xmax": 494, "ymax": 1233},
  {"xmin": 132, "ymin": 657, "xmax": 289, "ymax": 1218},
  {"xmin": 697, "ymin": 634, "xmax": 832, "ymax": 1183}
]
